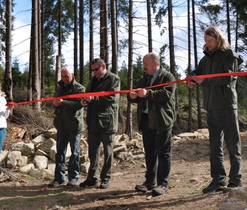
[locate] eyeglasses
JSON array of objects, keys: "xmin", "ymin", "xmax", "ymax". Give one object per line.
[{"xmin": 92, "ymin": 66, "xmax": 101, "ymax": 71}]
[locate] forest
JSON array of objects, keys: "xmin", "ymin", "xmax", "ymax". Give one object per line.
[{"xmin": 0, "ymin": 0, "xmax": 247, "ymax": 135}]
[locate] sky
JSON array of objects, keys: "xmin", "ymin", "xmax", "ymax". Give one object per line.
[{"xmin": 11, "ymin": 0, "xmax": 221, "ymax": 77}]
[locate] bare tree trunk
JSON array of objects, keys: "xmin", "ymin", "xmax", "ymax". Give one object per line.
[
  {"xmin": 5, "ymin": 0, "xmax": 13, "ymax": 103},
  {"xmin": 40, "ymin": 0, "xmax": 45, "ymax": 98},
  {"xmin": 167, "ymin": 0, "xmax": 175, "ymax": 76},
  {"xmin": 55, "ymin": 55, "xmax": 61, "ymax": 91},
  {"xmin": 32, "ymin": 0, "xmax": 41, "ymax": 110},
  {"xmin": 28, "ymin": 22, "xmax": 33, "ymax": 101},
  {"xmin": 187, "ymin": 0, "xmax": 192, "ymax": 132},
  {"xmin": 74, "ymin": 0, "xmax": 78, "ymax": 78},
  {"xmin": 79, "ymin": 0, "xmax": 84, "ymax": 84},
  {"xmin": 58, "ymin": 0, "xmax": 62, "ymax": 56},
  {"xmin": 111, "ymin": 0, "xmax": 118, "ymax": 74},
  {"xmin": 226, "ymin": 0, "xmax": 231, "ymax": 44},
  {"xmin": 167, "ymin": 0, "xmax": 178, "ymax": 128},
  {"xmin": 125, "ymin": 0, "xmax": 133, "ymax": 139},
  {"xmin": 235, "ymin": 14, "xmax": 239, "ymax": 53},
  {"xmin": 146, "ymin": 0, "xmax": 152, "ymax": 52},
  {"xmin": 100, "ymin": 0, "xmax": 108, "ymax": 68},
  {"xmin": 192, "ymin": 0, "xmax": 202, "ymax": 129},
  {"xmin": 89, "ymin": 0, "xmax": 93, "ymax": 79}
]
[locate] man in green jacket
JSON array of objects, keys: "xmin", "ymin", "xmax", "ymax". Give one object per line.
[
  {"xmin": 80, "ymin": 58, "xmax": 120, "ymax": 189},
  {"xmin": 188, "ymin": 26, "xmax": 243, "ymax": 194},
  {"xmin": 48, "ymin": 66, "xmax": 85, "ymax": 188},
  {"xmin": 128, "ymin": 52, "xmax": 176, "ymax": 196}
]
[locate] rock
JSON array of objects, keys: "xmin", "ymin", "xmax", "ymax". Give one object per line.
[
  {"xmin": 33, "ymin": 155, "xmax": 48, "ymax": 169},
  {"xmin": 37, "ymin": 138, "xmax": 56, "ymax": 153},
  {"xmin": 19, "ymin": 163, "xmax": 35, "ymax": 173},
  {"xmin": 18, "ymin": 156, "xmax": 28, "ymax": 167},
  {"xmin": 0, "ymin": 150, "xmax": 9, "ymax": 163},
  {"xmin": 21, "ymin": 143, "xmax": 35, "ymax": 156},
  {"xmin": 7, "ymin": 151, "xmax": 22, "ymax": 168},
  {"xmin": 32, "ymin": 134, "xmax": 47, "ymax": 146},
  {"xmin": 11, "ymin": 142, "xmax": 25, "ymax": 151}
]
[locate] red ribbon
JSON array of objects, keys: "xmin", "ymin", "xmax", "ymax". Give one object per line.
[{"xmin": 6, "ymin": 71, "xmax": 247, "ymax": 107}]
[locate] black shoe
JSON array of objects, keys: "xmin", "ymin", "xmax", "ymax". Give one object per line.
[
  {"xmin": 135, "ymin": 182, "xmax": 156, "ymax": 193},
  {"xmin": 152, "ymin": 185, "xmax": 168, "ymax": 196},
  {"xmin": 227, "ymin": 182, "xmax": 243, "ymax": 188},
  {"xmin": 48, "ymin": 180, "xmax": 65, "ymax": 188},
  {"xmin": 202, "ymin": 181, "xmax": 226, "ymax": 194},
  {"xmin": 67, "ymin": 180, "xmax": 77, "ymax": 187},
  {"xmin": 222, "ymin": 182, "xmax": 243, "ymax": 193},
  {"xmin": 100, "ymin": 180, "xmax": 109, "ymax": 189},
  {"xmin": 79, "ymin": 179, "xmax": 98, "ymax": 188}
]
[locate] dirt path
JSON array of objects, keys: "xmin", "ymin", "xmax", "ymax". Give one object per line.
[{"xmin": 1, "ymin": 132, "xmax": 247, "ymax": 210}]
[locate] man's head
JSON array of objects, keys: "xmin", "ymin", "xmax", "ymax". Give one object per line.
[
  {"xmin": 61, "ymin": 66, "xmax": 74, "ymax": 85},
  {"xmin": 143, "ymin": 52, "xmax": 160, "ymax": 75},
  {"xmin": 91, "ymin": 58, "xmax": 107, "ymax": 78},
  {"xmin": 203, "ymin": 26, "xmax": 231, "ymax": 52}
]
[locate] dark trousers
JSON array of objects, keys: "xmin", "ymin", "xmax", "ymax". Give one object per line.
[
  {"xmin": 87, "ymin": 132, "xmax": 115, "ymax": 182},
  {"xmin": 141, "ymin": 113, "xmax": 172, "ymax": 187},
  {"xmin": 207, "ymin": 109, "xmax": 242, "ymax": 185},
  {"xmin": 55, "ymin": 130, "xmax": 82, "ymax": 182}
]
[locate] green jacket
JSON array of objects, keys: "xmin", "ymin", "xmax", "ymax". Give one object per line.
[
  {"xmin": 53, "ymin": 78, "xmax": 85, "ymax": 133},
  {"xmin": 128, "ymin": 69, "xmax": 176, "ymax": 132},
  {"xmin": 86, "ymin": 71, "xmax": 120, "ymax": 133},
  {"xmin": 193, "ymin": 49, "xmax": 243, "ymax": 111}
]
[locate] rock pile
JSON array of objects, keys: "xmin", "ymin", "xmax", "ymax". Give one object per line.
[{"xmin": 0, "ymin": 128, "xmax": 146, "ymax": 178}]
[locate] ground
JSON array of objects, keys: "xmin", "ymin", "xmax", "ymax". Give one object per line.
[{"xmin": 1, "ymin": 122, "xmax": 247, "ymax": 210}]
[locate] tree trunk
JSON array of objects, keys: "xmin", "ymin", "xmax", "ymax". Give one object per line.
[
  {"xmin": 89, "ymin": 0, "xmax": 93, "ymax": 79},
  {"xmin": 125, "ymin": 0, "xmax": 133, "ymax": 139},
  {"xmin": 192, "ymin": 0, "xmax": 202, "ymax": 128},
  {"xmin": 31, "ymin": 0, "xmax": 41, "ymax": 110},
  {"xmin": 147, "ymin": 0, "xmax": 152, "ymax": 52},
  {"xmin": 79, "ymin": 0, "xmax": 84, "ymax": 84},
  {"xmin": 167, "ymin": 0, "xmax": 178, "ymax": 128},
  {"xmin": 187, "ymin": 0, "xmax": 192, "ymax": 132},
  {"xmin": 226, "ymin": 0, "xmax": 231, "ymax": 44},
  {"xmin": 74, "ymin": 0, "xmax": 78, "ymax": 78},
  {"xmin": 58, "ymin": 0, "xmax": 62, "ymax": 56},
  {"xmin": 5, "ymin": 0, "xmax": 13, "ymax": 103},
  {"xmin": 111, "ymin": 0, "xmax": 118, "ymax": 74},
  {"xmin": 100, "ymin": 0, "xmax": 108, "ymax": 68}
]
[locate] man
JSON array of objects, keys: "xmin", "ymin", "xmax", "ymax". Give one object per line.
[
  {"xmin": 48, "ymin": 66, "xmax": 85, "ymax": 188},
  {"xmin": 80, "ymin": 58, "xmax": 120, "ymax": 189},
  {"xmin": 188, "ymin": 26, "xmax": 243, "ymax": 194},
  {"xmin": 128, "ymin": 52, "xmax": 176, "ymax": 196}
]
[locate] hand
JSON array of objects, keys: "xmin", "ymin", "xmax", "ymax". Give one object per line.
[
  {"xmin": 53, "ymin": 99, "xmax": 63, "ymax": 107},
  {"xmin": 83, "ymin": 96, "xmax": 93, "ymax": 103},
  {"xmin": 80, "ymin": 99, "xmax": 88, "ymax": 107},
  {"xmin": 136, "ymin": 88, "xmax": 147, "ymax": 98},
  {"xmin": 129, "ymin": 91, "xmax": 138, "ymax": 99},
  {"xmin": 192, "ymin": 76, "xmax": 204, "ymax": 84},
  {"xmin": 188, "ymin": 80, "xmax": 197, "ymax": 88}
]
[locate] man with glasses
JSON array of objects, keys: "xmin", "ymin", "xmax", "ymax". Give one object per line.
[{"xmin": 80, "ymin": 58, "xmax": 120, "ymax": 189}]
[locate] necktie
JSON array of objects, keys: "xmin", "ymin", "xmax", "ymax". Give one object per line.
[{"xmin": 142, "ymin": 75, "xmax": 153, "ymax": 112}]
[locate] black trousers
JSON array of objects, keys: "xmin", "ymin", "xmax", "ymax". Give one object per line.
[
  {"xmin": 207, "ymin": 109, "xmax": 242, "ymax": 185},
  {"xmin": 141, "ymin": 113, "xmax": 172, "ymax": 187}
]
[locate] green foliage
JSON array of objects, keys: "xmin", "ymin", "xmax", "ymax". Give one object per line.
[
  {"xmin": 42, "ymin": 0, "xmax": 75, "ymax": 76},
  {"xmin": 118, "ymin": 61, "xmax": 128, "ymax": 90}
]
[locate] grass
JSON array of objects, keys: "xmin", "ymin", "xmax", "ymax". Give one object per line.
[{"xmin": 0, "ymin": 191, "xmax": 67, "ymax": 209}]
